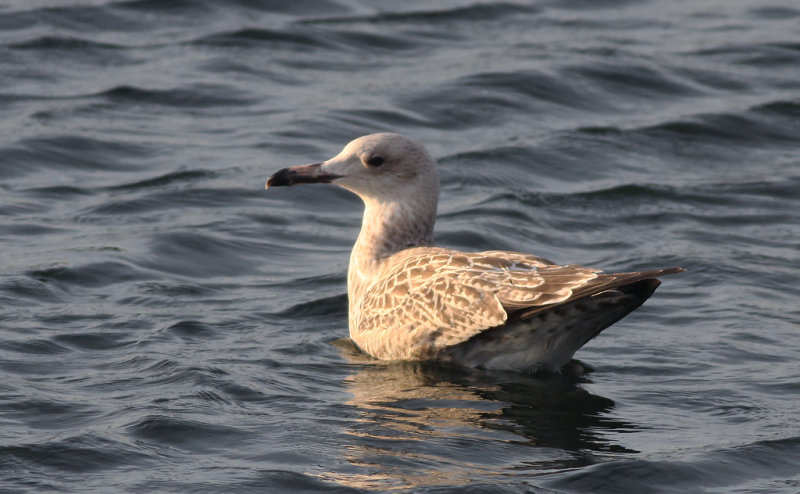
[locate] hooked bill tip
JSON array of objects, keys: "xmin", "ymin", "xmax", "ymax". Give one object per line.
[
  {"xmin": 265, "ymin": 167, "xmax": 296, "ymax": 188},
  {"xmin": 264, "ymin": 164, "xmax": 340, "ymax": 190}
]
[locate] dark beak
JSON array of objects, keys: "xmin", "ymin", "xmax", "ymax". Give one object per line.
[{"xmin": 265, "ymin": 163, "xmax": 341, "ymax": 189}]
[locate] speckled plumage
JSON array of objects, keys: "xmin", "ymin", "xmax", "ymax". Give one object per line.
[{"xmin": 266, "ymin": 133, "xmax": 683, "ymax": 372}]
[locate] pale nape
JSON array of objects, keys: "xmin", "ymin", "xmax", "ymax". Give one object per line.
[{"xmin": 266, "ymin": 133, "xmax": 682, "ymax": 372}]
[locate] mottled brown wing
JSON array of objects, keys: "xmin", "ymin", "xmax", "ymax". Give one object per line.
[
  {"xmin": 475, "ymin": 250, "xmax": 557, "ymax": 268},
  {"xmin": 352, "ymin": 248, "xmax": 604, "ymax": 358}
]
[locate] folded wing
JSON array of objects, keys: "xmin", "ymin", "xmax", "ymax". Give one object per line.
[{"xmin": 352, "ymin": 248, "xmax": 674, "ymax": 360}]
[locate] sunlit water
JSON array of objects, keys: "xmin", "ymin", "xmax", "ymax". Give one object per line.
[{"xmin": 1, "ymin": 1, "xmax": 798, "ymax": 492}]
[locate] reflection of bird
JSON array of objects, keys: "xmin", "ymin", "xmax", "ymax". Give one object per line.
[
  {"xmin": 320, "ymin": 345, "xmax": 637, "ymax": 491},
  {"xmin": 267, "ymin": 133, "xmax": 683, "ymax": 371}
]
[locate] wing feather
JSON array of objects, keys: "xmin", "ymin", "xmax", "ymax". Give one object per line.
[
  {"xmin": 352, "ymin": 247, "xmax": 682, "ymax": 359},
  {"xmin": 355, "ymin": 247, "xmax": 662, "ymax": 359}
]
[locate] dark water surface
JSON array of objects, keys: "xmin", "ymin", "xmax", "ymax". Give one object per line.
[{"xmin": 1, "ymin": 0, "xmax": 799, "ymax": 492}]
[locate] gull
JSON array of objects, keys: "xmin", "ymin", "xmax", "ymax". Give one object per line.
[{"xmin": 266, "ymin": 133, "xmax": 683, "ymax": 372}]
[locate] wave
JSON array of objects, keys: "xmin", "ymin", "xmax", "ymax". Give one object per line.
[
  {"xmin": 0, "ymin": 135, "xmax": 155, "ymax": 178},
  {"xmin": 98, "ymin": 84, "xmax": 258, "ymax": 108},
  {"xmin": 549, "ymin": 436, "xmax": 800, "ymax": 494},
  {"xmin": 298, "ymin": 3, "xmax": 539, "ymax": 25}
]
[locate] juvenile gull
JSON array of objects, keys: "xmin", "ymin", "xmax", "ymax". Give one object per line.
[{"xmin": 266, "ymin": 133, "xmax": 683, "ymax": 372}]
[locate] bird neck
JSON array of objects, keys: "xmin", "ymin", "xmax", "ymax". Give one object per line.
[{"xmin": 347, "ymin": 196, "xmax": 436, "ymax": 309}]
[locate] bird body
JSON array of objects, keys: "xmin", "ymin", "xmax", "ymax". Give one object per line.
[{"xmin": 266, "ymin": 133, "xmax": 682, "ymax": 372}]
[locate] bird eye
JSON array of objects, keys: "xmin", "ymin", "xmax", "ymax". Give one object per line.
[{"xmin": 366, "ymin": 156, "xmax": 384, "ymax": 168}]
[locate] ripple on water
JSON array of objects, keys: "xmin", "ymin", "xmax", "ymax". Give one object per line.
[
  {"xmin": 8, "ymin": 36, "xmax": 134, "ymax": 68},
  {"xmin": 749, "ymin": 6, "xmax": 800, "ymax": 19},
  {"xmin": 0, "ymin": 338, "xmax": 70, "ymax": 355},
  {"xmin": 563, "ymin": 62, "xmax": 703, "ymax": 100},
  {"xmin": 26, "ymin": 261, "xmax": 152, "ymax": 289},
  {"xmin": 0, "ymin": 433, "xmax": 153, "ymax": 474},
  {"xmin": 138, "ymin": 231, "xmax": 266, "ymax": 278},
  {"xmin": 0, "ymin": 277, "xmax": 66, "ymax": 305},
  {"xmin": 127, "ymin": 414, "xmax": 250, "ymax": 451},
  {"xmin": 548, "ymin": 436, "xmax": 800, "ymax": 494},
  {"xmin": 194, "ymin": 27, "xmax": 331, "ymax": 50},
  {"xmin": 52, "ymin": 331, "xmax": 134, "ymax": 351},
  {"xmin": 106, "ymin": 169, "xmax": 215, "ymax": 191},
  {"xmin": 272, "ymin": 293, "xmax": 348, "ymax": 320},
  {"xmin": 642, "ymin": 110, "xmax": 800, "ymax": 146},
  {"xmin": 459, "ymin": 69, "xmax": 609, "ymax": 111},
  {"xmin": 163, "ymin": 320, "xmax": 218, "ymax": 340},
  {"xmin": 0, "ymin": 135, "xmax": 156, "ymax": 179},
  {"xmin": 97, "ymin": 84, "xmax": 260, "ymax": 108},
  {"xmin": 2, "ymin": 398, "xmax": 101, "ymax": 431},
  {"xmin": 96, "ymin": 187, "xmax": 262, "ymax": 217}
]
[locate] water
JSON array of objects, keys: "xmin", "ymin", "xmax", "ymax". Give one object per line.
[{"xmin": 1, "ymin": 0, "xmax": 798, "ymax": 492}]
